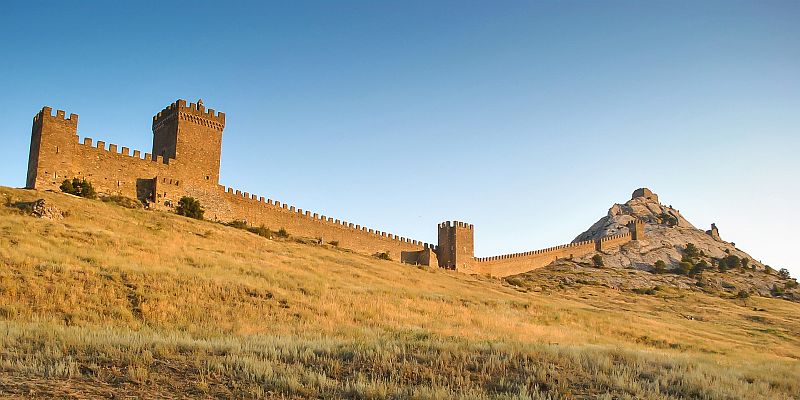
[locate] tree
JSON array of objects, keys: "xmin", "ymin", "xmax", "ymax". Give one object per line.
[
  {"xmin": 591, "ymin": 254, "xmax": 604, "ymax": 268},
  {"xmin": 741, "ymin": 258, "xmax": 750, "ymax": 270},
  {"xmin": 176, "ymin": 196, "xmax": 204, "ymax": 220},
  {"xmin": 59, "ymin": 178, "xmax": 96, "ymax": 199},
  {"xmin": 691, "ymin": 260, "xmax": 709, "ymax": 275},
  {"xmin": 59, "ymin": 179, "xmax": 75, "ymax": 194},
  {"xmin": 684, "ymin": 243, "xmax": 700, "ymax": 259},
  {"xmin": 778, "ymin": 268, "xmax": 791, "ymax": 280},
  {"xmin": 719, "ymin": 255, "xmax": 741, "ymax": 272},
  {"xmin": 737, "ymin": 290, "xmax": 750, "ymax": 300},
  {"xmin": 677, "ymin": 261, "xmax": 692, "ymax": 275},
  {"xmin": 653, "ymin": 260, "xmax": 667, "ymax": 274}
]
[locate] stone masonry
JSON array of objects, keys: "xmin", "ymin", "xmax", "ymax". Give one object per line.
[{"xmin": 26, "ymin": 99, "xmax": 645, "ymax": 277}]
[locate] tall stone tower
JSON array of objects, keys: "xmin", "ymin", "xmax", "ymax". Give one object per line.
[
  {"xmin": 26, "ymin": 107, "xmax": 78, "ymax": 189},
  {"xmin": 627, "ymin": 219, "xmax": 646, "ymax": 240},
  {"xmin": 151, "ymin": 99, "xmax": 226, "ymax": 185},
  {"xmin": 437, "ymin": 221, "xmax": 474, "ymax": 270}
]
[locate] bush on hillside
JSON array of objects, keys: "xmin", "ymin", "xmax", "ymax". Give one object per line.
[
  {"xmin": 719, "ymin": 255, "xmax": 741, "ymax": 272},
  {"xmin": 591, "ymin": 254, "xmax": 604, "ymax": 268},
  {"xmin": 657, "ymin": 212, "xmax": 678, "ymax": 226},
  {"xmin": 740, "ymin": 258, "xmax": 750, "ymax": 270},
  {"xmin": 632, "ymin": 286, "xmax": 660, "ymax": 295},
  {"xmin": 276, "ymin": 228, "xmax": 289, "ymax": 238},
  {"xmin": 60, "ymin": 178, "xmax": 96, "ymax": 199},
  {"xmin": 652, "ymin": 260, "xmax": 667, "ymax": 274},
  {"xmin": 247, "ymin": 225, "xmax": 272, "ymax": 238},
  {"xmin": 225, "ymin": 220, "xmax": 249, "ymax": 229},
  {"xmin": 374, "ymin": 251, "xmax": 391, "ymax": 261},
  {"xmin": 176, "ymin": 196, "xmax": 204, "ymax": 220},
  {"xmin": 684, "ymin": 243, "xmax": 700, "ymax": 259},
  {"xmin": 677, "ymin": 261, "xmax": 692, "ymax": 275},
  {"xmin": 778, "ymin": 268, "xmax": 791, "ymax": 280},
  {"xmin": 690, "ymin": 260, "xmax": 708, "ymax": 275}
]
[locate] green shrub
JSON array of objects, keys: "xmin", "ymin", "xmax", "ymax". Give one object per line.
[
  {"xmin": 60, "ymin": 178, "xmax": 96, "ymax": 199},
  {"xmin": 771, "ymin": 284, "xmax": 785, "ymax": 296},
  {"xmin": 652, "ymin": 260, "xmax": 667, "ymax": 274},
  {"xmin": 247, "ymin": 225, "xmax": 272, "ymax": 238},
  {"xmin": 176, "ymin": 196, "xmax": 204, "ymax": 220},
  {"xmin": 691, "ymin": 260, "xmax": 709, "ymax": 275},
  {"xmin": 785, "ymin": 280, "xmax": 798, "ymax": 289},
  {"xmin": 684, "ymin": 243, "xmax": 700, "ymax": 259},
  {"xmin": 737, "ymin": 290, "xmax": 750, "ymax": 299},
  {"xmin": 505, "ymin": 277, "xmax": 525, "ymax": 287},
  {"xmin": 633, "ymin": 286, "xmax": 659, "ymax": 295},
  {"xmin": 225, "ymin": 220, "xmax": 249, "ymax": 229},
  {"xmin": 374, "ymin": 251, "xmax": 391, "ymax": 261},
  {"xmin": 591, "ymin": 254, "xmax": 604, "ymax": 268},
  {"xmin": 778, "ymin": 268, "xmax": 791, "ymax": 280},
  {"xmin": 719, "ymin": 255, "xmax": 741, "ymax": 272},
  {"xmin": 657, "ymin": 212, "xmax": 678, "ymax": 226},
  {"xmin": 276, "ymin": 228, "xmax": 289, "ymax": 238},
  {"xmin": 677, "ymin": 261, "xmax": 692, "ymax": 275}
]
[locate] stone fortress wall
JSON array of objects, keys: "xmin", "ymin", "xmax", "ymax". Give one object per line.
[
  {"xmin": 452, "ymin": 220, "xmax": 644, "ymax": 278},
  {"xmin": 26, "ymin": 99, "xmax": 645, "ymax": 278}
]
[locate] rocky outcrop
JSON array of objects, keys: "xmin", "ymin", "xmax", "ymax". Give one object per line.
[
  {"xmin": 571, "ymin": 188, "xmax": 764, "ymax": 272},
  {"xmin": 17, "ymin": 199, "xmax": 65, "ymax": 220}
]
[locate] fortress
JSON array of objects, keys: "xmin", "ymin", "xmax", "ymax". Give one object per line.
[{"xmin": 26, "ymin": 99, "xmax": 645, "ymax": 277}]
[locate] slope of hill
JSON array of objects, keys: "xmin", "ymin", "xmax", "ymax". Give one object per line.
[{"xmin": 0, "ymin": 186, "xmax": 798, "ymax": 399}]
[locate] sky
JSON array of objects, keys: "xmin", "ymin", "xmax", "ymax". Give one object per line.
[{"xmin": 1, "ymin": 1, "xmax": 798, "ymax": 275}]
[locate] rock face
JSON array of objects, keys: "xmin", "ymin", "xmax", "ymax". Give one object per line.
[{"xmin": 571, "ymin": 188, "xmax": 764, "ymax": 272}]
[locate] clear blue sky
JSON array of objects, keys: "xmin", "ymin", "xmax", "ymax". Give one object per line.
[{"xmin": 1, "ymin": 1, "xmax": 798, "ymax": 274}]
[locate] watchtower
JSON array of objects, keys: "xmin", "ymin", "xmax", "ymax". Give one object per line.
[
  {"xmin": 152, "ymin": 99, "xmax": 225, "ymax": 185},
  {"xmin": 627, "ymin": 219, "xmax": 646, "ymax": 240},
  {"xmin": 26, "ymin": 107, "xmax": 79, "ymax": 189},
  {"xmin": 437, "ymin": 221, "xmax": 474, "ymax": 270}
]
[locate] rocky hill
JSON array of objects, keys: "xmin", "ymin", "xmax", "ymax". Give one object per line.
[
  {"xmin": 510, "ymin": 188, "xmax": 797, "ymax": 301},
  {"xmin": 573, "ymin": 188, "xmax": 762, "ymax": 269}
]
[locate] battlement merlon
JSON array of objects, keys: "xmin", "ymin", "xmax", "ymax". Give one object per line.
[
  {"xmin": 35, "ymin": 106, "xmax": 78, "ymax": 127},
  {"xmin": 152, "ymin": 99, "xmax": 225, "ymax": 131}
]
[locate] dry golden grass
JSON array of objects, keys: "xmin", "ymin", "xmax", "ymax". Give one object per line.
[{"xmin": 0, "ymin": 187, "xmax": 798, "ymax": 399}]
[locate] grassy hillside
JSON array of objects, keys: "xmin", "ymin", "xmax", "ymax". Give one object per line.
[{"xmin": 0, "ymin": 187, "xmax": 798, "ymax": 399}]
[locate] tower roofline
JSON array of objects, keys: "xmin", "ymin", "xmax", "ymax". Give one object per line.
[{"xmin": 152, "ymin": 99, "xmax": 225, "ymax": 131}]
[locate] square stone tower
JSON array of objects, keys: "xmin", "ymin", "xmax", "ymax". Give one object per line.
[
  {"xmin": 26, "ymin": 108, "xmax": 79, "ymax": 189},
  {"xmin": 437, "ymin": 221, "xmax": 474, "ymax": 270},
  {"xmin": 151, "ymin": 99, "xmax": 225, "ymax": 185}
]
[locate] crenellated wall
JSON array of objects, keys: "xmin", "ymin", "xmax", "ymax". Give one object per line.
[
  {"xmin": 466, "ymin": 239, "xmax": 598, "ymax": 277},
  {"xmin": 457, "ymin": 220, "xmax": 645, "ymax": 278},
  {"xmin": 596, "ymin": 232, "xmax": 632, "ymax": 252},
  {"xmin": 209, "ymin": 185, "xmax": 435, "ymax": 258},
  {"xmin": 26, "ymin": 102, "xmax": 432, "ymax": 261},
  {"xmin": 26, "ymin": 99, "xmax": 647, "ymax": 277}
]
